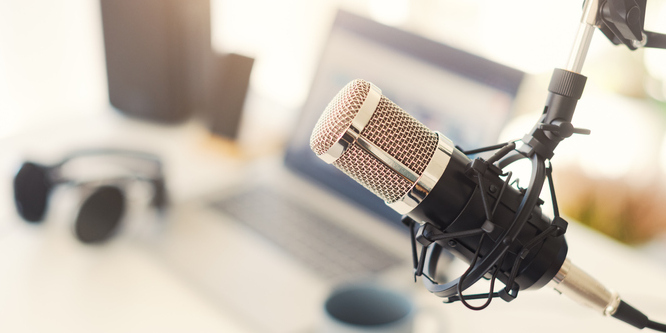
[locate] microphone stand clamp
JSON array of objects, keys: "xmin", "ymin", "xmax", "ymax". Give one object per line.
[{"xmin": 597, "ymin": 0, "xmax": 666, "ymax": 50}]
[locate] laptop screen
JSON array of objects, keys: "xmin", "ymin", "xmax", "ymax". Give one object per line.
[{"xmin": 284, "ymin": 10, "xmax": 525, "ymax": 227}]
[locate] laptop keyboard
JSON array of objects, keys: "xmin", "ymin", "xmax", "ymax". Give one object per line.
[{"xmin": 210, "ymin": 188, "xmax": 402, "ymax": 282}]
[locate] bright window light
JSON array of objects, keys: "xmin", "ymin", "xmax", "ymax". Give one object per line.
[{"xmin": 368, "ymin": 0, "xmax": 410, "ymax": 26}]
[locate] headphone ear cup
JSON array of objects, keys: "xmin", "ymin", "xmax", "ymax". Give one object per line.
[
  {"xmin": 74, "ymin": 186, "xmax": 125, "ymax": 243},
  {"xmin": 13, "ymin": 162, "xmax": 54, "ymax": 222}
]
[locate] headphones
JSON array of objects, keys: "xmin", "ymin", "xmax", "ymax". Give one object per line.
[{"xmin": 13, "ymin": 149, "xmax": 167, "ymax": 243}]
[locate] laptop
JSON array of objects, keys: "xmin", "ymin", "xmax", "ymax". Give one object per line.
[{"xmin": 147, "ymin": 10, "xmax": 525, "ymax": 333}]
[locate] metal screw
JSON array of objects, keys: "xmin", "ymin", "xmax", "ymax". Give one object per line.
[{"xmin": 631, "ymin": 32, "xmax": 648, "ymax": 48}]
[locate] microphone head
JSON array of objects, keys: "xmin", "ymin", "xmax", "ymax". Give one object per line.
[{"xmin": 310, "ymin": 79, "xmax": 439, "ymax": 204}]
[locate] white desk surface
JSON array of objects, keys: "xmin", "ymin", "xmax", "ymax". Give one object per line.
[{"xmin": 0, "ymin": 111, "xmax": 665, "ymax": 333}]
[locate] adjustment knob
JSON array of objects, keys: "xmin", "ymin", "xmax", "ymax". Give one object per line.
[{"xmin": 539, "ymin": 121, "xmax": 590, "ymax": 138}]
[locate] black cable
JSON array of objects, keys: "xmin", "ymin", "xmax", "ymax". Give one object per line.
[
  {"xmin": 647, "ymin": 320, "xmax": 666, "ymax": 332},
  {"xmin": 456, "ymin": 234, "xmax": 500, "ymax": 311},
  {"xmin": 456, "ymin": 234, "xmax": 484, "ymax": 306},
  {"xmin": 612, "ymin": 300, "xmax": 666, "ymax": 332}
]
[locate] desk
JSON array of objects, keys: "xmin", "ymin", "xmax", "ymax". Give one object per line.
[{"xmin": 0, "ymin": 112, "xmax": 665, "ymax": 333}]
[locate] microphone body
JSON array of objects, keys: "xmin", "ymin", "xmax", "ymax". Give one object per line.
[
  {"xmin": 310, "ymin": 79, "xmax": 567, "ymax": 294},
  {"xmin": 410, "ymin": 146, "xmax": 567, "ymax": 293}
]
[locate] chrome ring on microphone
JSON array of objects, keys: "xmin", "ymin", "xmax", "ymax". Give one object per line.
[
  {"xmin": 318, "ymin": 83, "xmax": 382, "ymax": 164},
  {"xmin": 388, "ymin": 133, "xmax": 454, "ymax": 215}
]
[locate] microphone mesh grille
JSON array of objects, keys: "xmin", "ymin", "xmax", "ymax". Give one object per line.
[
  {"xmin": 333, "ymin": 95, "xmax": 438, "ymax": 203},
  {"xmin": 360, "ymin": 96, "xmax": 438, "ymax": 177},
  {"xmin": 333, "ymin": 142, "xmax": 415, "ymax": 203},
  {"xmin": 310, "ymin": 80, "xmax": 371, "ymax": 156},
  {"xmin": 310, "ymin": 79, "xmax": 438, "ymax": 203}
]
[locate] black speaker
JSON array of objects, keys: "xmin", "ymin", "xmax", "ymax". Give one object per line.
[
  {"xmin": 100, "ymin": 0, "xmax": 211, "ymax": 123},
  {"xmin": 204, "ymin": 53, "xmax": 254, "ymax": 139}
]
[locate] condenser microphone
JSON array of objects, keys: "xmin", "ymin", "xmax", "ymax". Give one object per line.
[
  {"xmin": 310, "ymin": 79, "xmax": 666, "ymax": 331},
  {"xmin": 310, "ymin": 78, "xmax": 567, "ymax": 292}
]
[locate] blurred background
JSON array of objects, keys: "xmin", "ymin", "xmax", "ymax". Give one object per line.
[
  {"xmin": 3, "ymin": 0, "xmax": 666, "ymax": 244},
  {"xmin": 2, "ymin": 0, "xmax": 666, "ymax": 332}
]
